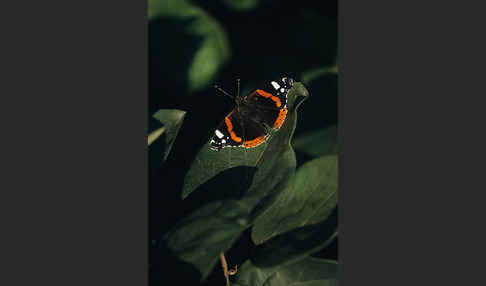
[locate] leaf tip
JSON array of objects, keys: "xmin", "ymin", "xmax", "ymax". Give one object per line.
[{"xmin": 292, "ymin": 82, "xmax": 310, "ymax": 98}]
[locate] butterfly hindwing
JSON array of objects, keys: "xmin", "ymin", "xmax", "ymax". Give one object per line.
[{"xmin": 210, "ymin": 110, "xmax": 244, "ymax": 150}]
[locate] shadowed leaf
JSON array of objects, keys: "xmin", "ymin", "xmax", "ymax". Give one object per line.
[
  {"xmin": 221, "ymin": 0, "xmax": 261, "ymax": 11},
  {"xmin": 149, "ymin": 0, "xmax": 230, "ymax": 92},
  {"xmin": 163, "ymin": 199, "xmax": 251, "ymax": 282},
  {"xmin": 251, "ymin": 209, "xmax": 338, "ymax": 268},
  {"xmin": 232, "ymin": 256, "xmax": 338, "ymax": 286},
  {"xmin": 293, "ymin": 125, "xmax": 339, "ymax": 158}
]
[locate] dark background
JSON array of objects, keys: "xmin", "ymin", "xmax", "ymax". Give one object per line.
[{"xmin": 149, "ymin": 0, "xmax": 338, "ymax": 285}]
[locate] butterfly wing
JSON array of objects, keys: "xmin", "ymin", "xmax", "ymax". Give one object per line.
[
  {"xmin": 245, "ymin": 77, "xmax": 293, "ymax": 130},
  {"xmin": 210, "ymin": 110, "xmax": 244, "ymax": 150},
  {"xmin": 239, "ymin": 116, "xmax": 269, "ymax": 148}
]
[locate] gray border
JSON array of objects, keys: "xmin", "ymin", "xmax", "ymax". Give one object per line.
[
  {"xmin": 339, "ymin": 0, "xmax": 484, "ymax": 285},
  {"xmin": 1, "ymin": 0, "xmax": 147, "ymax": 285}
]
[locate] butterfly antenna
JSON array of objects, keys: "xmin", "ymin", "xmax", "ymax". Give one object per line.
[
  {"xmin": 236, "ymin": 78, "xmax": 240, "ymax": 98},
  {"xmin": 212, "ymin": 84, "xmax": 235, "ymax": 99}
]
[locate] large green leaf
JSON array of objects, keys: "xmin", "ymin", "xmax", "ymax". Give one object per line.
[
  {"xmin": 166, "ymin": 83, "xmax": 308, "ymax": 282},
  {"xmin": 182, "ymin": 82, "xmax": 309, "ymax": 200},
  {"xmin": 232, "ymin": 257, "xmax": 338, "ymax": 286},
  {"xmin": 149, "ymin": 0, "xmax": 230, "ymax": 92},
  {"xmin": 163, "ymin": 199, "xmax": 251, "ymax": 282},
  {"xmin": 292, "ymin": 125, "xmax": 339, "ymax": 158},
  {"xmin": 252, "ymin": 155, "xmax": 338, "ymax": 244},
  {"xmin": 150, "ymin": 109, "xmax": 186, "ymax": 162}
]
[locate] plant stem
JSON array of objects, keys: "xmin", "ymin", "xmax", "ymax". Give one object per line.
[{"xmin": 220, "ymin": 252, "xmax": 231, "ymax": 286}]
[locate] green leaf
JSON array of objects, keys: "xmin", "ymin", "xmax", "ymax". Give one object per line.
[
  {"xmin": 232, "ymin": 257, "xmax": 338, "ymax": 286},
  {"xmin": 182, "ymin": 82, "xmax": 309, "ymax": 200},
  {"xmin": 163, "ymin": 199, "xmax": 251, "ymax": 282},
  {"xmin": 301, "ymin": 65, "xmax": 338, "ymax": 85},
  {"xmin": 252, "ymin": 155, "xmax": 338, "ymax": 244},
  {"xmin": 221, "ymin": 0, "xmax": 261, "ymax": 12},
  {"xmin": 148, "ymin": 126, "xmax": 165, "ymax": 146},
  {"xmin": 151, "ymin": 109, "xmax": 186, "ymax": 162},
  {"xmin": 250, "ymin": 212, "xmax": 338, "ymax": 268},
  {"xmin": 149, "ymin": 0, "xmax": 194, "ymax": 18},
  {"xmin": 149, "ymin": 0, "xmax": 230, "ymax": 92},
  {"xmin": 293, "ymin": 125, "xmax": 339, "ymax": 157},
  {"xmin": 166, "ymin": 83, "xmax": 308, "ymax": 282}
]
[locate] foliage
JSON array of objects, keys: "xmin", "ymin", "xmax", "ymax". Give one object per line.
[
  {"xmin": 149, "ymin": 1, "xmax": 338, "ymax": 285},
  {"xmin": 149, "ymin": 109, "xmax": 186, "ymax": 161},
  {"xmin": 233, "ymin": 257, "xmax": 338, "ymax": 286}
]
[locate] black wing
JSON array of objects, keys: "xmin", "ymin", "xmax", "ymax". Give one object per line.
[
  {"xmin": 245, "ymin": 77, "xmax": 293, "ymax": 130},
  {"xmin": 210, "ymin": 110, "xmax": 244, "ymax": 151}
]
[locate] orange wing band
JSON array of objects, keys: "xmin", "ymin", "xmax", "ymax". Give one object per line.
[
  {"xmin": 256, "ymin": 89, "xmax": 282, "ymax": 108},
  {"xmin": 225, "ymin": 116, "xmax": 242, "ymax": 142},
  {"xmin": 273, "ymin": 108, "xmax": 288, "ymax": 129},
  {"xmin": 243, "ymin": 136, "xmax": 267, "ymax": 148}
]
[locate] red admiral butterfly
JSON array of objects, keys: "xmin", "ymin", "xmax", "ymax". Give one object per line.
[{"xmin": 210, "ymin": 77, "xmax": 294, "ymax": 151}]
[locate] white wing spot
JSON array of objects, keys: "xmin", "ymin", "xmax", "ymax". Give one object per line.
[
  {"xmin": 280, "ymin": 88, "xmax": 285, "ymax": 93},
  {"xmin": 271, "ymin": 81, "xmax": 280, "ymax": 90},
  {"xmin": 222, "ymin": 139, "xmax": 226, "ymax": 143},
  {"xmin": 215, "ymin": 130, "xmax": 224, "ymax": 138}
]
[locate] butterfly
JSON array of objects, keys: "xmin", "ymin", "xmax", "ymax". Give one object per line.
[{"xmin": 210, "ymin": 77, "xmax": 293, "ymax": 151}]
